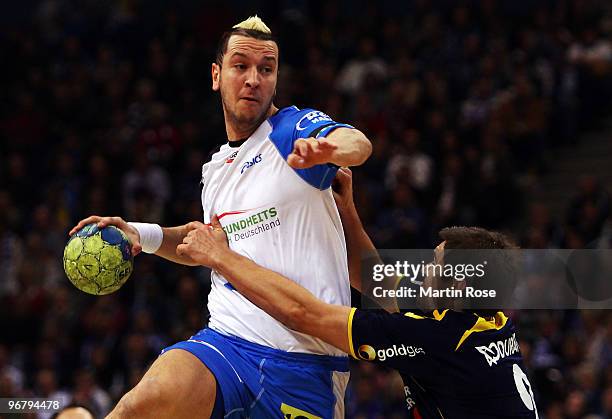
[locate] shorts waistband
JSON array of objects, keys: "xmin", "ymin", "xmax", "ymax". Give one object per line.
[{"xmin": 199, "ymin": 328, "xmax": 349, "ymax": 372}]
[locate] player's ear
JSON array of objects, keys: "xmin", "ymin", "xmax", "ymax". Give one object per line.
[{"xmin": 212, "ymin": 63, "xmax": 220, "ymax": 91}]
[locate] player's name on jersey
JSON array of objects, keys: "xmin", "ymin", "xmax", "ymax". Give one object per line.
[
  {"xmin": 475, "ymin": 332, "xmax": 520, "ymax": 366},
  {"xmin": 372, "ymin": 286, "xmax": 497, "ymax": 299}
]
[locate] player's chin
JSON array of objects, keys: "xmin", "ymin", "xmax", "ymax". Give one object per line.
[{"xmin": 236, "ymin": 106, "xmax": 266, "ymax": 124}]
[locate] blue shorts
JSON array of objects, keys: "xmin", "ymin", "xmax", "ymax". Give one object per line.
[{"xmin": 162, "ymin": 328, "xmax": 349, "ymax": 419}]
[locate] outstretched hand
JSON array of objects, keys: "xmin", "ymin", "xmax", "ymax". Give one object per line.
[
  {"xmin": 287, "ymin": 137, "xmax": 338, "ymax": 169},
  {"xmin": 68, "ymin": 215, "xmax": 143, "ymax": 256},
  {"xmin": 176, "ymin": 215, "xmax": 229, "ymax": 268}
]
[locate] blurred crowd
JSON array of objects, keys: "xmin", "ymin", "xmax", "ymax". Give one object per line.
[{"xmin": 1, "ymin": 0, "xmax": 612, "ymax": 417}]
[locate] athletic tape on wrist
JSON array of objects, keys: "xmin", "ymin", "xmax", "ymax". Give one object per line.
[{"xmin": 128, "ymin": 222, "xmax": 163, "ymax": 254}]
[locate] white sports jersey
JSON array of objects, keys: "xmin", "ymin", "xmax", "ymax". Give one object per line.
[{"xmin": 201, "ymin": 106, "xmax": 353, "ymax": 356}]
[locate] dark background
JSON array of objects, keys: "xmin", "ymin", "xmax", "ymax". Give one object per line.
[{"xmin": 1, "ymin": 1, "xmax": 611, "ymax": 417}]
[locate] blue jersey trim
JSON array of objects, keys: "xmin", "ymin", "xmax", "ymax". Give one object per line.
[
  {"xmin": 268, "ymin": 107, "xmax": 351, "ymax": 190},
  {"xmin": 316, "ymin": 123, "xmax": 354, "ymax": 138}
]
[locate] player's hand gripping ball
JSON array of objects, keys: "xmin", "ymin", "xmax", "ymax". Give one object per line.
[{"xmin": 63, "ymin": 223, "xmax": 134, "ymax": 295}]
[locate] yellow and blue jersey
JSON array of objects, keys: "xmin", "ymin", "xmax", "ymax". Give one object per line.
[{"xmin": 348, "ymin": 307, "xmax": 539, "ymax": 418}]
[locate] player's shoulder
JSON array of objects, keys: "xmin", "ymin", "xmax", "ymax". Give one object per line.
[
  {"xmin": 269, "ymin": 105, "xmax": 336, "ymax": 134},
  {"xmin": 452, "ymin": 311, "xmax": 517, "ymax": 353},
  {"xmin": 200, "ymin": 142, "xmax": 235, "ymax": 183},
  {"xmin": 394, "ymin": 310, "xmax": 518, "ymax": 358},
  {"xmin": 365, "ymin": 309, "xmax": 506, "ymax": 345},
  {"xmin": 203, "ymin": 142, "xmax": 234, "ymax": 165}
]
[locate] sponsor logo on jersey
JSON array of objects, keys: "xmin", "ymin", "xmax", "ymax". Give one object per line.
[
  {"xmin": 240, "ymin": 153, "xmax": 262, "ymax": 174},
  {"xmin": 357, "ymin": 345, "xmax": 377, "ymax": 361},
  {"xmin": 221, "ymin": 207, "xmax": 281, "ymax": 244},
  {"xmin": 295, "ymin": 111, "xmax": 333, "ymax": 131},
  {"xmin": 222, "ymin": 207, "xmax": 278, "ymax": 234},
  {"xmin": 475, "ymin": 332, "xmax": 520, "ymax": 366},
  {"xmin": 226, "ymin": 151, "xmax": 239, "ymax": 163},
  {"xmin": 358, "ymin": 344, "xmax": 425, "ymax": 362}
]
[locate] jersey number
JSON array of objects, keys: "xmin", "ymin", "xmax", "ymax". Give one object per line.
[{"xmin": 513, "ymin": 364, "xmax": 539, "ymax": 418}]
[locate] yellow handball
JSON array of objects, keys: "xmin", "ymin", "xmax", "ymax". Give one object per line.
[{"xmin": 63, "ymin": 224, "xmax": 134, "ymax": 295}]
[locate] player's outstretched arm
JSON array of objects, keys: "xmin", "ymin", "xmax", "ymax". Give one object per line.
[
  {"xmin": 287, "ymin": 128, "xmax": 372, "ymax": 169},
  {"xmin": 324, "ymin": 127, "xmax": 372, "ymax": 166},
  {"xmin": 177, "ymin": 217, "xmax": 352, "ymax": 353},
  {"xmin": 69, "ymin": 216, "xmax": 199, "ymax": 266},
  {"xmin": 333, "ymin": 168, "xmax": 399, "ymax": 313}
]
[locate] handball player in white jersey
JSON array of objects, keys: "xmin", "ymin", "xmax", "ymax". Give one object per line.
[{"xmin": 69, "ymin": 16, "xmax": 372, "ymax": 419}]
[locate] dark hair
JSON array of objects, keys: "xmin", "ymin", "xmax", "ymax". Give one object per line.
[
  {"xmin": 215, "ymin": 28, "xmax": 278, "ymax": 66},
  {"xmin": 439, "ymin": 226, "xmax": 517, "ymax": 251},
  {"xmin": 439, "ymin": 226, "xmax": 519, "ymax": 315}
]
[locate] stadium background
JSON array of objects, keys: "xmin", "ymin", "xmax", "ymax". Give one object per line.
[{"xmin": 1, "ymin": 0, "xmax": 611, "ymax": 417}]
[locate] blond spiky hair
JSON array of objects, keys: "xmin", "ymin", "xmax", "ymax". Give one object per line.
[
  {"xmin": 216, "ymin": 15, "xmax": 275, "ymax": 65},
  {"xmin": 232, "ymin": 15, "xmax": 271, "ymax": 34}
]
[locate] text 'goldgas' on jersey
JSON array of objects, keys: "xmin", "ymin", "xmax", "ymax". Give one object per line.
[
  {"xmin": 201, "ymin": 106, "xmax": 353, "ymax": 356},
  {"xmin": 348, "ymin": 308, "xmax": 539, "ymax": 419}
]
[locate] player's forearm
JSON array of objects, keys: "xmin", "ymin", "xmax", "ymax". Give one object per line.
[
  {"xmin": 155, "ymin": 225, "xmax": 199, "ymax": 266},
  {"xmin": 213, "ymin": 250, "xmax": 352, "ymax": 353},
  {"xmin": 338, "ymin": 203, "xmax": 376, "ymax": 292},
  {"xmin": 339, "ymin": 204, "xmax": 399, "ymax": 313},
  {"xmin": 325, "ymin": 128, "xmax": 372, "ymax": 167},
  {"xmin": 213, "ymin": 250, "xmax": 321, "ymax": 330}
]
